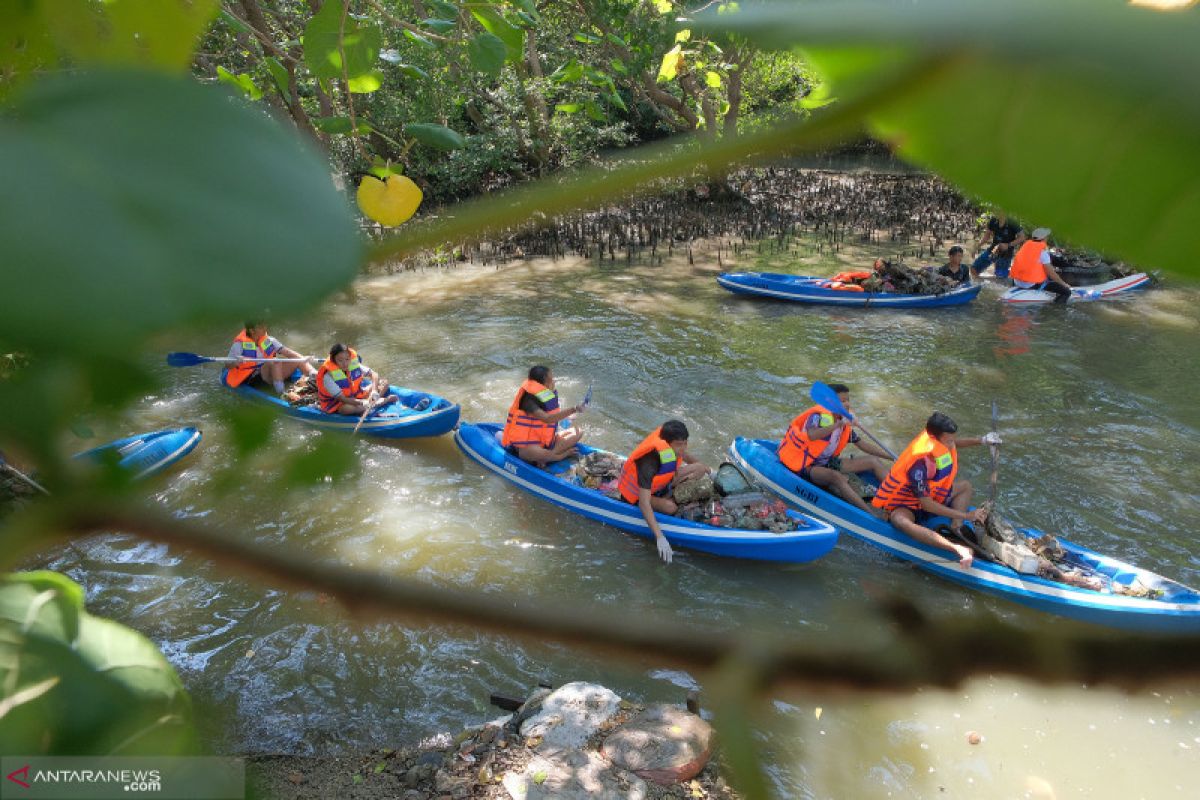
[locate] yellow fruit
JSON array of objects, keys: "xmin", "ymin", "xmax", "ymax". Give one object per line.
[{"xmin": 356, "ymin": 174, "xmax": 422, "ymax": 226}]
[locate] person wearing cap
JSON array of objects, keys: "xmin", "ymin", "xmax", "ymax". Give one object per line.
[
  {"xmin": 936, "ymin": 246, "xmax": 972, "ymax": 285},
  {"xmin": 971, "ymin": 212, "xmax": 1025, "ymax": 279},
  {"xmin": 871, "ymin": 412, "xmax": 1002, "ymax": 568},
  {"xmin": 1011, "ymin": 228, "xmax": 1073, "ymax": 303}
]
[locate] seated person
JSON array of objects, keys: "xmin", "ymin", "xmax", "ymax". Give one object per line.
[
  {"xmin": 777, "ymin": 383, "xmax": 891, "ymax": 516},
  {"xmin": 935, "ymin": 245, "xmax": 971, "ymax": 284},
  {"xmin": 223, "ymin": 321, "xmax": 317, "ymax": 394},
  {"xmin": 500, "ymin": 366, "xmax": 584, "ymax": 467},
  {"xmin": 871, "ymin": 412, "xmax": 1000, "ymax": 568},
  {"xmin": 316, "ymin": 343, "xmax": 398, "ymax": 416},
  {"xmin": 617, "ymin": 420, "xmax": 710, "ymax": 564},
  {"xmin": 1011, "ymin": 228, "xmax": 1073, "ymax": 304}
]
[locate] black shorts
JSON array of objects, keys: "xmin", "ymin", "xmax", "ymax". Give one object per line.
[{"xmin": 798, "ymin": 455, "xmax": 842, "ymax": 483}]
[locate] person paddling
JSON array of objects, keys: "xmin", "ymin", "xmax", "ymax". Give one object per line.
[
  {"xmin": 617, "ymin": 420, "xmax": 710, "ymax": 564},
  {"xmin": 316, "ymin": 343, "xmax": 398, "ymax": 416},
  {"xmin": 777, "ymin": 383, "xmax": 892, "ymax": 516},
  {"xmin": 1011, "ymin": 228, "xmax": 1073, "ymax": 303},
  {"xmin": 871, "ymin": 412, "xmax": 1001, "ymax": 568},
  {"xmin": 222, "ymin": 321, "xmax": 316, "ymax": 394},
  {"xmin": 500, "ymin": 366, "xmax": 584, "ymax": 467}
]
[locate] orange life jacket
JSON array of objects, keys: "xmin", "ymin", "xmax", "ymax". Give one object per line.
[
  {"xmin": 822, "ymin": 281, "xmax": 866, "ymax": 292},
  {"xmin": 872, "ymin": 431, "xmax": 958, "ymax": 512},
  {"xmin": 618, "ymin": 428, "xmax": 680, "ymax": 503},
  {"xmin": 316, "ymin": 348, "xmax": 368, "ymax": 413},
  {"xmin": 778, "ymin": 405, "xmax": 852, "ymax": 473},
  {"xmin": 501, "ymin": 379, "xmax": 560, "ymax": 449},
  {"xmin": 223, "ymin": 329, "xmax": 282, "ymax": 387},
  {"xmin": 832, "ymin": 271, "xmax": 872, "ymax": 283},
  {"xmin": 1010, "ymin": 240, "xmax": 1048, "ymax": 285}
]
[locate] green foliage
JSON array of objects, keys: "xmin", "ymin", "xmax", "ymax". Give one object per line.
[
  {"xmin": 470, "ymin": 6, "xmax": 525, "ymax": 63},
  {"xmin": 0, "ymin": 70, "xmax": 362, "ymax": 355},
  {"xmin": 468, "ymin": 32, "xmax": 508, "ymax": 77},
  {"xmin": 216, "ymin": 65, "xmax": 262, "ymax": 99},
  {"xmin": 0, "ymin": 571, "xmax": 194, "ymax": 755},
  {"xmin": 405, "ymin": 121, "xmax": 467, "ymax": 151},
  {"xmin": 284, "ymin": 436, "xmax": 358, "ymax": 485},
  {"xmin": 303, "ymin": 0, "xmax": 384, "ymax": 92}
]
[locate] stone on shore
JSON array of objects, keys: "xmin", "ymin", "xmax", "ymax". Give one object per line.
[
  {"xmin": 519, "ymin": 681, "xmax": 622, "ymax": 752},
  {"xmin": 501, "ymin": 750, "xmax": 647, "ymax": 800},
  {"xmin": 601, "ymin": 704, "xmax": 714, "ymax": 784}
]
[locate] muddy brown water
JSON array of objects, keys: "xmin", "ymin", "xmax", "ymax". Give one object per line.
[{"xmin": 40, "ymin": 239, "xmax": 1200, "ymax": 797}]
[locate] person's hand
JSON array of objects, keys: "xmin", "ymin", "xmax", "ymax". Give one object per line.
[
  {"xmin": 953, "ymin": 544, "xmax": 974, "ymax": 568},
  {"xmin": 966, "ymin": 507, "xmax": 988, "ymax": 525},
  {"xmin": 574, "ymin": 403, "xmax": 585, "ymax": 415},
  {"xmin": 656, "ymin": 534, "xmax": 674, "ymax": 564},
  {"xmin": 981, "ymin": 432, "xmax": 1002, "ymax": 446}
]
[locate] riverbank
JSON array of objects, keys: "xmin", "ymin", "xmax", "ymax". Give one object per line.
[{"xmin": 247, "ymin": 682, "xmax": 739, "ymax": 800}]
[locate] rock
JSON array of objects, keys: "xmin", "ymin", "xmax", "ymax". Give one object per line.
[
  {"xmin": 519, "ymin": 682, "xmax": 623, "ymax": 752},
  {"xmin": 402, "ymin": 791, "xmax": 427, "ymax": 800},
  {"xmin": 434, "ymin": 770, "xmax": 470, "ymax": 795},
  {"xmin": 286, "ymin": 771, "xmax": 305, "ymax": 785},
  {"xmin": 512, "ymin": 687, "xmax": 553, "ymax": 729},
  {"xmin": 602, "ymin": 704, "xmax": 714, "ymax": 784},
  {"xmin": 403, "ymin": 770, "xmax": 422, "ymax": 789},
  {"xmin": 501, "ymin": 750, "xmax": 647, "ymax": 800},
  {"xmin": 966, "ymin": 731, "xmax": 982, "ymax": 745},
  {"xmin": 416, "ymin": 751, "xmax": 445, "ymax": 768}
]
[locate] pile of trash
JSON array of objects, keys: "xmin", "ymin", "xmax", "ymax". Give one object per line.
[
  {"xmin": 282, "ymin": 374, "xmax": 319, "ymax": 407},
  {"xmin": 860, "ymin": 258, "xmax": 958, "ymax": 295},
  {"xmin": 566, "ymin": 456, "xmax": 802, "ymax": 533},
  {"xmin": 978, "ymin": 502, "xmax": 1162, "ymax": 598},
  {"xmin": 674, "ymin": 463, "xmax": 803, "ymax": 533}
]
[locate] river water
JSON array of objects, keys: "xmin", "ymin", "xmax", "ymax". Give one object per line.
[{"xmin": 40, "ymin": 240, "xmax": 1200, "ymax": 798}]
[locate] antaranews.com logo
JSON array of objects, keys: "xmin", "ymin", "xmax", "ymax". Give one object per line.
[{"xmin": 0, "ymin": 758, "xmax": 243, "ymax": 800}]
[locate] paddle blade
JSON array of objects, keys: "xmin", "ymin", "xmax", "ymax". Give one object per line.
[
  {"xmin": 582, "ymin": 384, "xmax": 593, "ymax": 408},
  {"xmin": 810, "ymin": 381, "xmax": 853, "ymax": 420},
  {"xmin": 166, "ymin": 352, "xmax": 209, "ymax": 367}
]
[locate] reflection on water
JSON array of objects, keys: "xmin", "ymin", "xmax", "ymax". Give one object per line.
[{"xmin": 39, "ymin": 245, "xmax": 1200, "ymax": 796}]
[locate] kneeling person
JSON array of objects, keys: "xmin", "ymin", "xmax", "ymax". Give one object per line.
[
  {"xmin": 778, "ymin": 383, "xmax": 891, "ymax": 515},
  {"xmin": 500, "ymin": 366, "xmax": 584, "ymax": 467},
  {"xmin": 617, "ymin": 420, "xmax": 710, "ymax": 564},
  {"xmin": 224, "ymin": 320, "xmax": 316, "ymax": 394},
  {"xmin": 316, "ymin": 343, "xmax": 398, "ymax": 416},
  {"xmin": 871, "ymin": 412, "xmax": 999, "ymax": 567}
]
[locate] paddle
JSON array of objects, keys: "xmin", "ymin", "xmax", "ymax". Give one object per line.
[
  {"xmin": 810, "ymin": 381, "xmax": 898, "ymax": 460},
  {"xmin": 988, "ymin": 399, "xmax": 1000, "ymax": 505},
  {"xmin": 0, "ymin": 456, "xmax": 50, "ymax": 496},
  {"xmin": 166, "ymin": 352, "xmax": 316, "ymax": 368},
  {"xmin": 352, "ymin": 394, "xmax": 389, "ymax": 435}
]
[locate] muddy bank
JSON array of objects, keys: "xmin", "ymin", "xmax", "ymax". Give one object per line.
[
  {"xmin": 374, "ymin": 167, "xmax": 981, "ymax": 272},
  {"xmin": 247, "ymin": 682, "xmax": 740, "ymax": 800}
]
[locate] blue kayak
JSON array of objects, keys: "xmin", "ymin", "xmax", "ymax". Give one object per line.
[
  {"xmin": 221, "ymin": 370, "xmax": 460, "ymax": 439},
  {"xmin": 717, "ymin": 272, "xmax": 982, "ymax": 307},
  {"xmin": 729, "ymin": 437, "xmax": 1200, "ymax": 632},
  {"xmin": 455, "ymin": 422, "xmax": 838, "ymax": 563},
  {"xmin": 74, "ymin": 428, "xmax": 202, "ymax": 480}
]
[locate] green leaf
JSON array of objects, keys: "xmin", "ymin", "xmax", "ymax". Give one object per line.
[
  {"xmin": 653, "ymin": 0, "xmax": 673, "ymax": 13},
  {"xmin": 403, "ymin": 29, "xmax": 438, "ymax": 50},
  {"xmin": 219, "ymin": 9, "xmax": 253, "ymax": 36},
  {"xmin": 0, "ymin": 571, "xmax": 193, "ymax": 755},
  {"xmin": 223, "ymin": 404, "xmax": 276, "ymax": 458},
  {"xmin": 0, "ymin": 70, "xmax": 362, "ymax": 354},
  {"xmin": 41, "ymin": 0, "xmax": 219, "ymax": 71},
  {"xmin": 705, "ymin": 70, "xmax": 722, "ymax": 89},
  {"xmin": 0, "ymin": 0, "xmax": 57, "ymax": 86},
  {"xmin": 427, "ymin": 0, "xmax": 459, "ymax": 20},
  {"xmin": 266, "ymin": 56, "xmax": 293, "ymax": 103},
  {"xmin": 514, "ymin": 0, "xmax": 541, "ymax": 21},
  {"xmin": 550, "ymin": 60, "xmax": 584, "ymax": 83},
  {"xmin": 396, "ymin": 64, "xmax": 429, "ymax": 81},
  {"xmin": 404, "ymin": 122, "xmax": 466, "ymax": 151},
  {"xmin": 352, "ymin": 774, "xmax": 364, "ymax": 785},
  {"xmin": 347, "ymin": 69, "xmax": 384, "ymax": 94},
  {"xmin": 607, "ymin": 92, "xmax": 627, "ymax": 113},
  {"xmin": 699, "ymin": 0, "xmax": 1200, "ymax": 276},
  {"xmin": 554, "ymin": 103, "xmax": 582, "ymax": 114},
  {"xmin": 422, "ymin": 18, "xmax": 458, "ymax": 34},
  {"xmin": 573, "ymin": 32, "xmax": 602, "ymax": 44},
  {"xmin": 216, "ymin": 66, "xmax": 262, "ymax": 100},
  {"xmin": 303, "ymin": 0, "xmax": 383, "ymax": 89},
  {"xmin": 675, "ymin": 29, "xmax": 692, "ymax": 44},
  {"xmin": 468, "ymin": 32, "xmax": 507, "ymax": 77},
  {"xmin": 313, "ymin": 115, "xmax": 373, "ymax": 134},
  {"xmin": 470, "ymin": 7, "xmax": 523, "ymax": 62}
]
